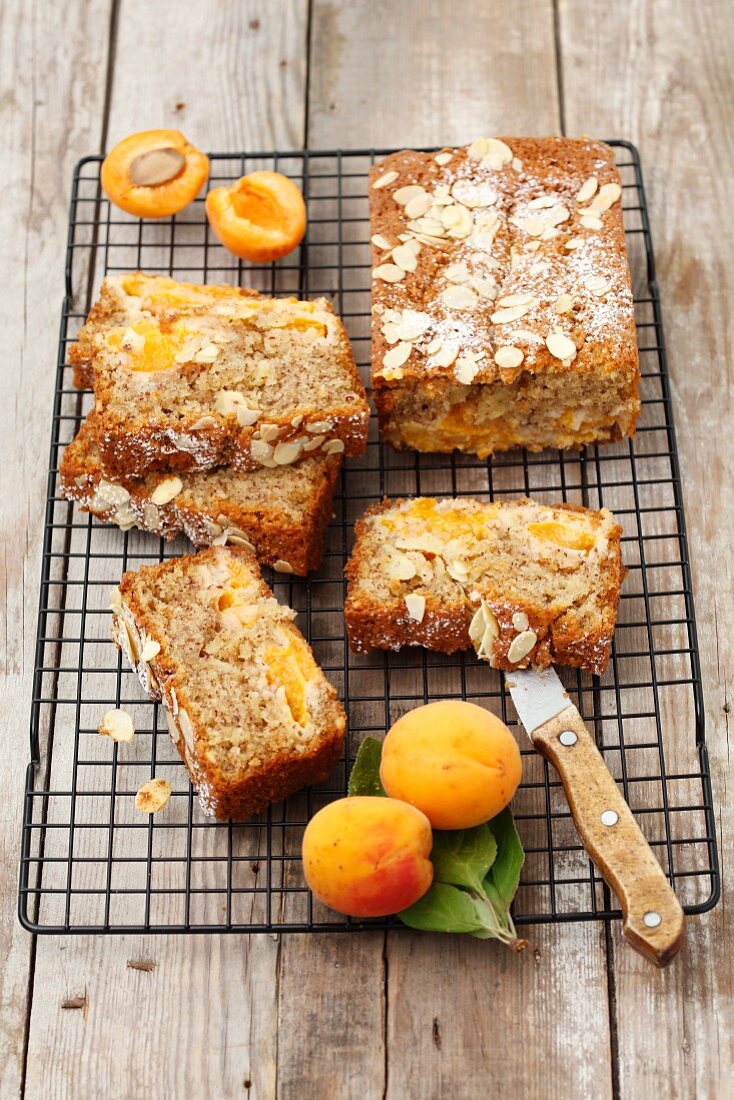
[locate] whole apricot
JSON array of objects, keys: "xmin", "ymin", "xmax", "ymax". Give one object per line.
[
  {"xmin": 380, "ymin": 701, "xmax": 522, "ymax": 830},
  {"xmin": 302, "ymin": 796, "xmax": 433, "ymax": 917},
  {"xmin": 101, "ymin": 129, "xmax": 209, "ymax": 218},
  {"xmin": 206, "ymin": 170, "xmax": 306, "ymax": 262}
]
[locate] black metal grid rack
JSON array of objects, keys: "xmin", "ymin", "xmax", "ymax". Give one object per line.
[{"xmin": 19, "ymin": 142, "xmax": 719, "ymax": 934}]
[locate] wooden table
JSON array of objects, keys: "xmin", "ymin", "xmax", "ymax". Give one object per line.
[{"xmin": 3, "ymin": 1, "xmax": 732, "ymax": 1096}]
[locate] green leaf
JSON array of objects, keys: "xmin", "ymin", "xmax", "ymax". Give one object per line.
[
  {"xmin": 485, "ymin": 807, "xmax": 525, "ymax": 908},
  {"xmin": 429, "ymin": 826, "xmax": 497, "ymax": 895},
  {"xmin": 398, "ymin": 882, "xmax": 489, "ymax": 934},
  {"xmin": 347, "ymin": 737, "xmax": 387, "ymax": 797}
]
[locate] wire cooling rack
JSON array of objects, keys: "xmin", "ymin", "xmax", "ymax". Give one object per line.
[{"xmin": 19, "ymin": 142, "xmax": 719, "ymax": 934}]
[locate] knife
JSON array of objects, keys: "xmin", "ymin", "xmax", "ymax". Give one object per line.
[{"xmin": 506, "ymin": 665, "xmax": 684, "ymax": 966}]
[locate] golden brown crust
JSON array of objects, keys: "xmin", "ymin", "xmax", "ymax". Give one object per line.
[
  {"xmin": 113, "ymin": 546, "xmax": 346, "ymax": 820},
  {"xmin": 345, "ymin": 496, "xmax": 625, "ymax": 677},
  {"xmin": 368, "ymin": 137, "xmax": 640, "ymax": 457},
  {"xmin": 59, "ymin": 415, "xmax": 340, "ymax": 575}
]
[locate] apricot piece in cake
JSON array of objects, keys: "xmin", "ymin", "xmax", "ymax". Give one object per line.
[
  {"xmin": 206, "ymin": 171, "xmax": 307, "ymax": 262},
  {"xmin": 101, "ymin": 129, "xmax": 209, "ymax": 218}
]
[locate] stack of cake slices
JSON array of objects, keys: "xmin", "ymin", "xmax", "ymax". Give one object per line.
[{"xmin": 61, "ymin": 272, "xmax": 370, "ymax": 575}]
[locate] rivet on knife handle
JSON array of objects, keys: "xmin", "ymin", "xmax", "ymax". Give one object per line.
[{"xmin": 531, "ymin": 704, "xmax": 684, "ymax": 967}]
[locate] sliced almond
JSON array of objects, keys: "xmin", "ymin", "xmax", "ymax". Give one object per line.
[
  {"xmin": 302, "ymin": 436, "xmax": 324, "ymax": 452},
  {"xmin": 507, "ymin": 629, "xmax": 537, "ymax": 664},
  {"xmin": 150, "ymin": 476, "xmax": 183, "ymax": 506},
  {"xmin": 434, "ymin": 152, "xmax": 453, "ymax": 166},
  {"xmin": 451, "ymin": 180, "xmax": 498, "ymax": 209},
  {"xmin": 553, "ymin": 293, "xmax": 575, "ymax": 314},
  {"xmin": 496, "ymin": 292, "xmax": 535, "ymax": 309},
  {"xmin": 404, "ymin": 593, "xmax": 426, "ymax": 623},
  {"xmin": 494, "ymin": 345, "xmax": 524, "ymax": 370},
  {"xmin": 564, "ymin": 236, "xmax": 584, "ymax": 250},
  {"xmin": 129, "ymin": 147, "xmax": 186, "ymax": 186},
  {"xmin": 214, "ymin": 389, "xmax": 260, "ymax": 426},
  {"xmin": 372, "ymin": 264, "xmax": 405, "ymax": 283},
  {"xmin": 389, "ymin": 554, "xmax": 417, "ymax": 581},
  {"xmin": 259, "ymin": 423, "xmax": 282, "ymax": 444},
  {"xmin": 589, "ymin": 182, "xmax": 622, "ymax": 213},
  {"xmin": 398, "ymin": 309, "xmax": 432, "ymax": 341},
  {"xmin": 441, "ymin": 284, "xmax": 478, "ymax": 310},
  {"xmin": 140, "ymin": 637, "xmax": 161, "ymax": 662},
  {"xmin": 523, "ymin": 216, "xmax": 547, "ymax": 238},
  {"xmin": 445, "ymin": 261, "xmax": 470, "ymax": 284},
  {"xmin": 455, "ymin": 352, "xmax": 480, "ymax": 384},
  {"xmin": 546, "ymin": 331, "xmax": 577, "ymax": 361},
  {"xmin": 322, "ymin": 438, "xmax": 345, "ymax": 455},
  {"xmin": 491, "ymin": 302, "xmax": 534, "ymax": 324},
  {"xmin": 97, "ymin": 479, "xmax": 131, "ymax": 506},
  {"xmin": 471, "ymin": 276, "xmax": 497, "ymax": 300},
  {"xmin": 135, "ymin": 778, "xmax": 172, "ymax": 814},
  {"xmin": 251, "ymin": 439, "xmax": 274, "ymax": 463},
  {"xmin": 372, "ymin": 170, "xmax": 398, "ymax": 190},
  {"xmin": 392, "ymin": 244, "xmax": 418, "ymax": 272},
  {"xmin": 576, "ymin": 176, "xmax": 598, "ymax": 204},
  {"xmin": 430, "ymin": 342, "xmax": 460, "ymax": 368},
  {"xmin": 273, "ymin": 440, "xmax": 303, "ymax": 465},
  {"xmin": 584, "ymin": 275, "xmax": 611, "ymax": 296},
  {"xmin": 528, "ymin": 195, "xmax": 558, "ymax": 210},
  {"xmin": 371, "ymin": 233, "xmax": 392, "ymax": 250},
  {"xmin": 404, "ymin": 192, "xmax": 433, "ymax": 220},
  {"xmin": 580, "ymin": 214, "xmax": 603, "ymax": 230},
  {"xmin": 393, "ymin": 184, "xmax": 426, "ymax": 206},
  {"xmin": 384, "ymin": 342, "xmax": 412, "ymax": 370},
  {"xmin": 467, "ymin": 138, "xmax": 490, "ymax": 160},
  {"xmin": 442, "ymin": 205, "xmax": 473, "ymax": 238},
  {"xmin": 189, "ymin": 415, "xmax": 218, "ymax": 429},
  {"xmin": 98, "ymin": 708, "xmax": 135, "ymax": 743},
  {"xmin": 193, "ymin": 343, "xmax": 220, "ymax": 364},
  {"xmin": 512, "ymin": 611, "xmax": 530, "ymax": 632},
  {"xmin": 274, "ymin": 559, "xmax": 295, "ymax": 574},
  {"xmin": 480, "ymin": 138, "xmax": 513, "ymax": 170}
]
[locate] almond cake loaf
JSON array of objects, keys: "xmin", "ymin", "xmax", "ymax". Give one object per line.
[
  {"xmin": 60, "ymin": 414, "xmax": 341, "ymax": 575},
  {"xmin": 70, "ymin": 273, "xmax": 264, "ymax": 389},
  {"xmin": 111, "ymin": 545, "xmax": 346, "ymax": 819},
  {"xmin": 369, "ymin": 137, "xmax": 640, "ymax": 457},
  {"xmin": 345, "ymin": 496, "xmax": 624, "ymax": 676},
  {"xmin": 71, "ymin": 273, "xmax": 369, "ymax": 477}
]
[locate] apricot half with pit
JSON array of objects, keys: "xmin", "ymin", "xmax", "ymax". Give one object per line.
[
  {"xmin": 380, "ymin": 700, "xmax": 522, "ymax": 830},
  {"xmin": 205, "ymin": 170, "xmax": 307, "ymax": 262},
  {"xmin": 101, "ymin": 129, "xmax": 209, "ymax": 218},
  {"xmin": 302, "ymin": 796, "xmax": 433, "ymax": 917}
]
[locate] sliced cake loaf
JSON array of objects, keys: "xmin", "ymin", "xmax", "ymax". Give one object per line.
[
  {"xmin": 345, "ymin": 496, "xmax": 624, "ymax": 676},
  {"xmin": 111, "ymin": 546, "xmax": 346, "ymax": 819},
  {"xmin": 72, "ymin": 274, "xmax": 369, "ymax": 477},
  {"xmin": 70, "ymin": 273, "xmax": 263, "ymax": 389},
  {"xmin": 369, "ymin": 138, "xmax": 640, "ymax": 458},
  {"xmin": 60, "ymin": 414, "xmax": 340, "ymax": 575}
]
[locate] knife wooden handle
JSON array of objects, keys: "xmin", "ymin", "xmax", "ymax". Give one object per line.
[{"xmin": 532, "ymin": 704, "xmax": 684, "ymax": 966}]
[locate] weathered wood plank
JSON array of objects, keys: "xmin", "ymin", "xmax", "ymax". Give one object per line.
[
  {"xmin": 293, "ymin": 5, "xmax": 615, "ymax": 1099},
  {"xmin": 559, "ymin": 0, "xmax": 733, "ymax": 1095},
  {"xmin": 0, "ymin": 0, "xmax": 113, "ymax": 1095},
  {"xmin": 24, "ymin": 3, "xmax": 310, "ymax": 1098}
]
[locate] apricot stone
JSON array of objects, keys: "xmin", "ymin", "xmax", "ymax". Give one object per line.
[
  {"xmin": 302, "ymin": 796, "xmax": 433, "ymax": 917},
  {"xmin": 380, "ymin": 700, "xmax": 522, "ymax": 830}
]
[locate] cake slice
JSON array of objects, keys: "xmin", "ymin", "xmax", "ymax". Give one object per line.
[
  {"xmin": 369, "ymin": 137, "xmax": 640, "ymax": 457},
  {"xmin": 60, "ymin": 414, "xmax": 340, "ymax": 575},
  {"xmin": 70, "ymin": 273, "xmax": 264, "ymax": 389},
  {"xmin": 345, "ymin": 496, "xmax": 624, "ymax": 676},
  {"xmin": 111, "ymin": 546, "xmax": 346, "ymax": 819},
  {"xmin": 71, "ymin": 273, "xmax": 369, "ymax": 477}
]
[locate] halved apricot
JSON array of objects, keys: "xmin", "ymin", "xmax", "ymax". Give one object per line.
[
  {"xmin": 101, "ymin": 129, "xmax": 209, "ymax": 218},
  {"xmin": 205, "ymin": 171, "xmax": 306, "ymax": 262}
]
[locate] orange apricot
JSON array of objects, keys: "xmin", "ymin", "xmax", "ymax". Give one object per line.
[
  {"xmin": 380, "ymin": 701, "xmax": 522, "ymax": 830},
  {"xmin": 205, "ymin": 171, "xmax": 306, "ymax": 262},
  {"xmin": 101, "ymin": 129, "xmax": 209, "ymax": 218},
  {"xmin": 302, "ymin": 796, "xmax": 433, "ymax": 918}
]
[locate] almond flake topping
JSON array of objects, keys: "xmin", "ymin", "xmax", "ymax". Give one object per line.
[
  {"xmin": 273, "ymin": 440, "xmax": 303, "ymax": 465},
  {"xmin": 507, "ymin": 630, "xmax": 537, "ymax": 664},
  {"xmin": 404, "ymin": 593, "xmax": 426, "ymax": 623},
  {"xmin": 371, "ymin": 233, "xmax": 392, "ymax": 250},
  {"xmin": 445, "ymin": 261, "xmax": 470, "ymax": 284},
  {"xmin": 193, "ymin": 343, "xmax": 220, "ymax": 364},
  {"xmin": 397, "ymin": 309, "xmax": 432, "ymax": 341},
  {"xmin": 589, "ymin": 182, "xmax": 622, "ymax": 213},
  {"xmin": 394, "ymin": 184, "xmax": 426, "ymax": 206},
  {"xmin": 373, "ymin": 170, "xmax": 398, "ymax": 189},
  {"xmin": 392, "ymin": 244, "xmax": 418, "ymax": 271},
  {"xmin": 455, "ymin": 351, "xmax": 481, "ymax": 384},
  {"xmin": 140, "ymin": 637, "xmax": 161, "ymax": 662},
  {"xmin": 564, "ymin": 237, "xmax": 584, "ymax": 250},
  {"xmin": 434, "ymin": 152, "xmax": 453, "ymax": 166},
  {"xmin": 98, "ymin": 709, "xmax": 135, "ymax": 743},
  {"xmin": 404, "ymin": 192, "xmax": 433, "ymax": 220},
  {"xmin": 546, "ymin": 331, "xmax": 577, "ymax": 362},
  {"xmin": 494, "ymin": 345, "xmax": 524, "ymax": 370},
  {"xmin": 383, "ymin": 342, "xmax": 412, "ymax": 370},
  {"xmin": 430, "ymin": 342, "xmax": 459, "ymax": 368},
  {"xmin": 451, "ymin": 180, "xmax": 498, "ymax": 209},
  {"xmin": 372, "ymin": 263, "xmax": 405, "ymax": 283},
  {"xmin": 322, "ymin": 438, "xmax": 345, "ymax": 455},
  {"xmin": 135, "ymin": 778, "xmax": 172, "ymax": 814},
  {"xmin": 480, "ymin": 138, "xmax": 513, "ymax": 170},
  {"xmin": 491, "ymin": 301, "xmax": 535, "ymax": 324},
  {"xmin": 553, "ymin": 294, "xmax": 575, "ymax": 314},
  {"xmin": 150, "ymin": 476, "xmax": 183, "ymax": 506},
  {"xmin": 580, "ymin": 214, "xmax": 603, "ymax": 230},
  {"xmin": 512, "ymin": 611, "xmax": 530, "ymax": 632},
  {"xmin": 441, "ymin": 284, "xmax": 478, "ymax": 310},
  {"xmin": 576, "ymin": 176, "xmax": 598, "ymax": 203},
  {"xmin": 496, "ymin": 292, "xmax": 535, "ymax": 308},
  {"xmin": 584, "ymin": 275, "xmax": 611, "ymax": 296}
]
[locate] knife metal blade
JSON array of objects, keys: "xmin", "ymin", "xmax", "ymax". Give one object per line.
[{"xmin": 505, "ymin": 665, "xmax": 572, "ymax": 737}]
